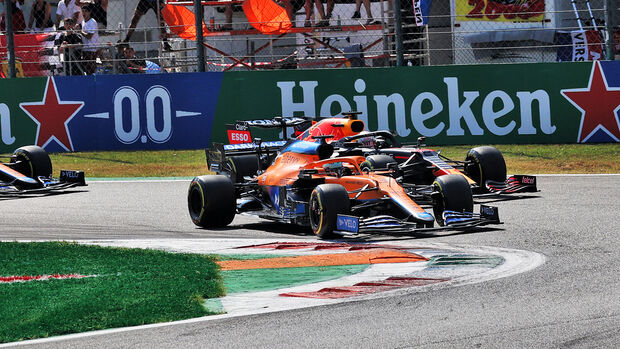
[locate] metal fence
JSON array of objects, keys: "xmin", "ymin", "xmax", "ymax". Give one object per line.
[{"xmin": 0, "ymin": 0, "xmax": 618, "ymax": 77}]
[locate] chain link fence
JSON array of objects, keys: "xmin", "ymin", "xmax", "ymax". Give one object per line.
[{"xmin": 0, "ymin": 0, "xmax": 618, "ymax": 77}]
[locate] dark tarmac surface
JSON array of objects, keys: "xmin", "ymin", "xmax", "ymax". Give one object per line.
[{"xmin": 1, "ymin": 175, "xmax": 619, "ymax": 348}]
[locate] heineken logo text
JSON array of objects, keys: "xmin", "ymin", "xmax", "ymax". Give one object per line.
[{"xmin": 277, "ymin": 78, "xmax": 556, "ymax": 138}]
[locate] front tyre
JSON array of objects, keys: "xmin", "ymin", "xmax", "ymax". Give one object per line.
[
  {"xmin": 464, "ymin": 146, "xmax": 506, "ymax": 188},
  {"xmin": 309, "ymin": 184, "xmax": 350, "ymax": 239},
  {"xmin": 188, "ymin": 175, "xmax": 236, "ymax": 228},
  {"xmin": 11, "ymin": 145, "xmax": 52, "ymax": 179},
  {"xmin": 432, "ymin": 174, "xmax": 473, "ymax": 226}
]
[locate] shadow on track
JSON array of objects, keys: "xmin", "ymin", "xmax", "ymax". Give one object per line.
[
  {"xmin": 0, "ymin": 190, "xmax": 88, "ymax": 201},
  {"xmin": 194, "ymin": 221, "xmax": 503, "ymax": 242}
]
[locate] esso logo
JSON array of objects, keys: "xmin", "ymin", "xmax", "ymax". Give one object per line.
[
  {"xmin": 228, "ymin": 130, "xmax": 251, "ymax": 144},
  {"xmin": 231, "ymin": 133, "xmax": 249, "ymax": 142}
]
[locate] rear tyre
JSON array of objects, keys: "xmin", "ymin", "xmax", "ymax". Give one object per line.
[
  {"xmin": 464, "ymin": 146, "xmax": 506, "ymax": 188},
  {"xmin": 432, "ymin": 174, "xmax": 473, "ymax": 226},
  {"xmin": 188, "ymin": 175, "xmax": 236, "ymax": 228},
  {"xmin": 11, "ymin": 145, "xmax": 52, "ymax": 179},
  {"xmin": 359, "ymin": 154, "xmax": 396, "ymax": 172},
  {"xmin": 309, "ymin": 184, "xmax": 350, "ymax": 239},
  {"xmin": 227, "ymin": 155, "xmax": 259, "ymax": 183}
]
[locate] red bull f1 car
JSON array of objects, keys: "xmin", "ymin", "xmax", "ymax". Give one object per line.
[
  {"xmin": 188, "ymin": 117, "xmax": 501, "ymax": 238},
  {"xmin": 297, "ymin": 112, "xmax": 538, "ymax": 198},
  {"xmin": 0, "ymin": 145, "xmax": 86, "ymax": 196}
]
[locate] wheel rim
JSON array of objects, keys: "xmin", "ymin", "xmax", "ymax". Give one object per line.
[{"xmin": 309, "ymin": 193, "xmax": 322, "ymax": 233}]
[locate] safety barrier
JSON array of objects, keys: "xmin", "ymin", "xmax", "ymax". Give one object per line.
[{"xmin": 0, "ymin": 60, "xmax": 618, "ymax": 153}]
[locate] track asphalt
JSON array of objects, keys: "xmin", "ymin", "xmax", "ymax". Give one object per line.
[{"xmin": 0, "ymin": 175, "xmax": 618, "ymax": 348}]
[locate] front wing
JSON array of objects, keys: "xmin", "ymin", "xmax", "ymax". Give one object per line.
[
  {"xmin": 0, "ymin": 170, "xmax": 86, "ymax": 196},
  {"xmin": 334, "ymin": 205, "xmax": 501, "ymax": 236},
  {"xmin": 484, "ymin": 175, "xmax": 538, "ymax": 194}
]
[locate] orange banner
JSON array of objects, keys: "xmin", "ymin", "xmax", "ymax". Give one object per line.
[
  {"xmin": 242, "ymin": 0, "xmax": 292, "ymax": 35},
  {"xmin": 161, "ymin": 5, "xmax": 209, "ymax": 40}
]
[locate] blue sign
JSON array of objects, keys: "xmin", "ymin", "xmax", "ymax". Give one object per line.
[{"xmin": 34, "ymin": 73, "xmax": 223, "ymax": 152}]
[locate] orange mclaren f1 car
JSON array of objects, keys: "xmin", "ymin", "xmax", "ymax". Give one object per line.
[{"xmin": 188, "ymin": 121, "xmax": 500, "ymax": 238}]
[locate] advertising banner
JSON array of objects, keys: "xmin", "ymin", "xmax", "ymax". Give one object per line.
[
  {"xmin": 0, "ymin": 61, "xmax": 619, "ymax": 153},
  {"xmin": 556, "ymin": 30, "xmax": 604, "ymax": 62},
  {"xmin": 412, "ymin": 0, "xmax": 432, "ymax": 26},
  {"xmin": 455, "ymin": 0, "xmax": 545, "ymax": 22},
  {"xmin": 0, "ymin": 72, "xmax": 222, "ymax": 153},
  {"xmin": 213, "ymin": 61, "xmax": 620, "ymax": 145}
]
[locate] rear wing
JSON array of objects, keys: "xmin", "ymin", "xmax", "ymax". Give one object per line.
[
  {"xmin": 226, "ymin": 113, "xmax": 361, "ymax": 144},
  {"xmin": 226, "ymin": 117, "xmax": 313, "ymax": 144}
]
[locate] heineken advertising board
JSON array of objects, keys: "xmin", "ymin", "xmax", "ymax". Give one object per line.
[{"xmin": 0, "ymin": 61, "xmax": 618, "ymax": 153}]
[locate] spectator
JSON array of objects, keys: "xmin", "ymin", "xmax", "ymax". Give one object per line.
[
  {"xmin": 122, "ymin": 0, "xmax": 171, "ymax": 51},
  {"xmin": 83, "ymin": 0, "xmax": 108, "ymax": 29},
  {"xmin": 55, "ymin": 17, "xmax": 83, "ymax": 75},
  {"xmin": 80, "ymin": 3, "xmax": 98, "ymax": 74},
  {"xmin": 124, "ymin": 46, "xmax": 146, "ymax": 73},
  {"xmin": 352, "ymin": 0, "xmax": 379, "ymax": 25},
  {"xmin": 27, "ymin": 0, "xmax": 54, "ymax": 32},
  {"xmin": 279, "ymin": 0, "xmax": 315, "ymax": 28},
  {"xmin": 114, "ymin": 42, "xmax": 131, "ymax": 74},
  {"xmin": 221, "ymin": 5, "xmax": 232, "ymax": 30},
  {"xmin": 311, "ymin": 0, "xmax": 333, "ymax": 27},
  {"xmin": 0, "ymin": 0, "xmax": 26, "ymax": 33},
  {"xmin": 55, "ymin": 0, "xmax": 82, "ymax": 29}
]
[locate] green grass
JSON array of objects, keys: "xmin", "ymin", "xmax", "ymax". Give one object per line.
[
  {"xmin": 48, "ymin": 150, "xmax": 209, "ymax": 178},
  {"xmin": 435, "ymin": 144, "xmax": 620, "ymax": 174},
  {"xmin": 42, "ymin": 144, "xmax": 620, "ymax": 178},
  {"xmin": 0, "ymin": 242, "xmax": 224, "ymax": 343}
]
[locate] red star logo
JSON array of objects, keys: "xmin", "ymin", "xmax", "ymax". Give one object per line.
[
  {"xmin": 19, "ymin": 77, "xmax": 84, "ymax": 151},
  {"xmin": 561, "ymin": 62, "xmax": 620, "ymax": 142}
]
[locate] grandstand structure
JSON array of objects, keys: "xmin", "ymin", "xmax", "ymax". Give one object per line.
[{"xmin": 0, "ymin": 0, "xmax": 618, "ymax": 76}]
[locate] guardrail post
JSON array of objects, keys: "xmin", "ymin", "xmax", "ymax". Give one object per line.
[
  {"xmin": 5, "ymin": 0, "xmax": 16, "ymax": 78},
  {"xmin": 604, "ymin": 0, "xmax": 615, "ymax": 60},
  {"xmin": 194, "ymin": 0, "xmax": 206, "ymax": 72},
  {"xmin": 393, "ymin": 0, "xmax": 404, "ymax": 66}
]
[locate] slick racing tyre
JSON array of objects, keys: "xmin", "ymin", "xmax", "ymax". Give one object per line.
[
  {"xmin": 359, "ymin": 154, "xmax": 396, "ymax": 172},
  {"xmin": 309, "ymin": 184, "xmax": 350, "ymax": 239},
  {"xmin": 227, "ymin": 155, "xmax": 259, "ymax": 183},
  {"xmin": 464, "ymin": 146, "xmax": 506, "ymax": 189},
  {"xmin": 188, "ymin": 175, "xmax": 236, "ymax": 228},
  {"xmin": 432, "ymin": 174, "xmax": 473, "ymax": 226},
  {"xmin": 11, "ymin": 145, "xmax": 53, "ymax": 179}
]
